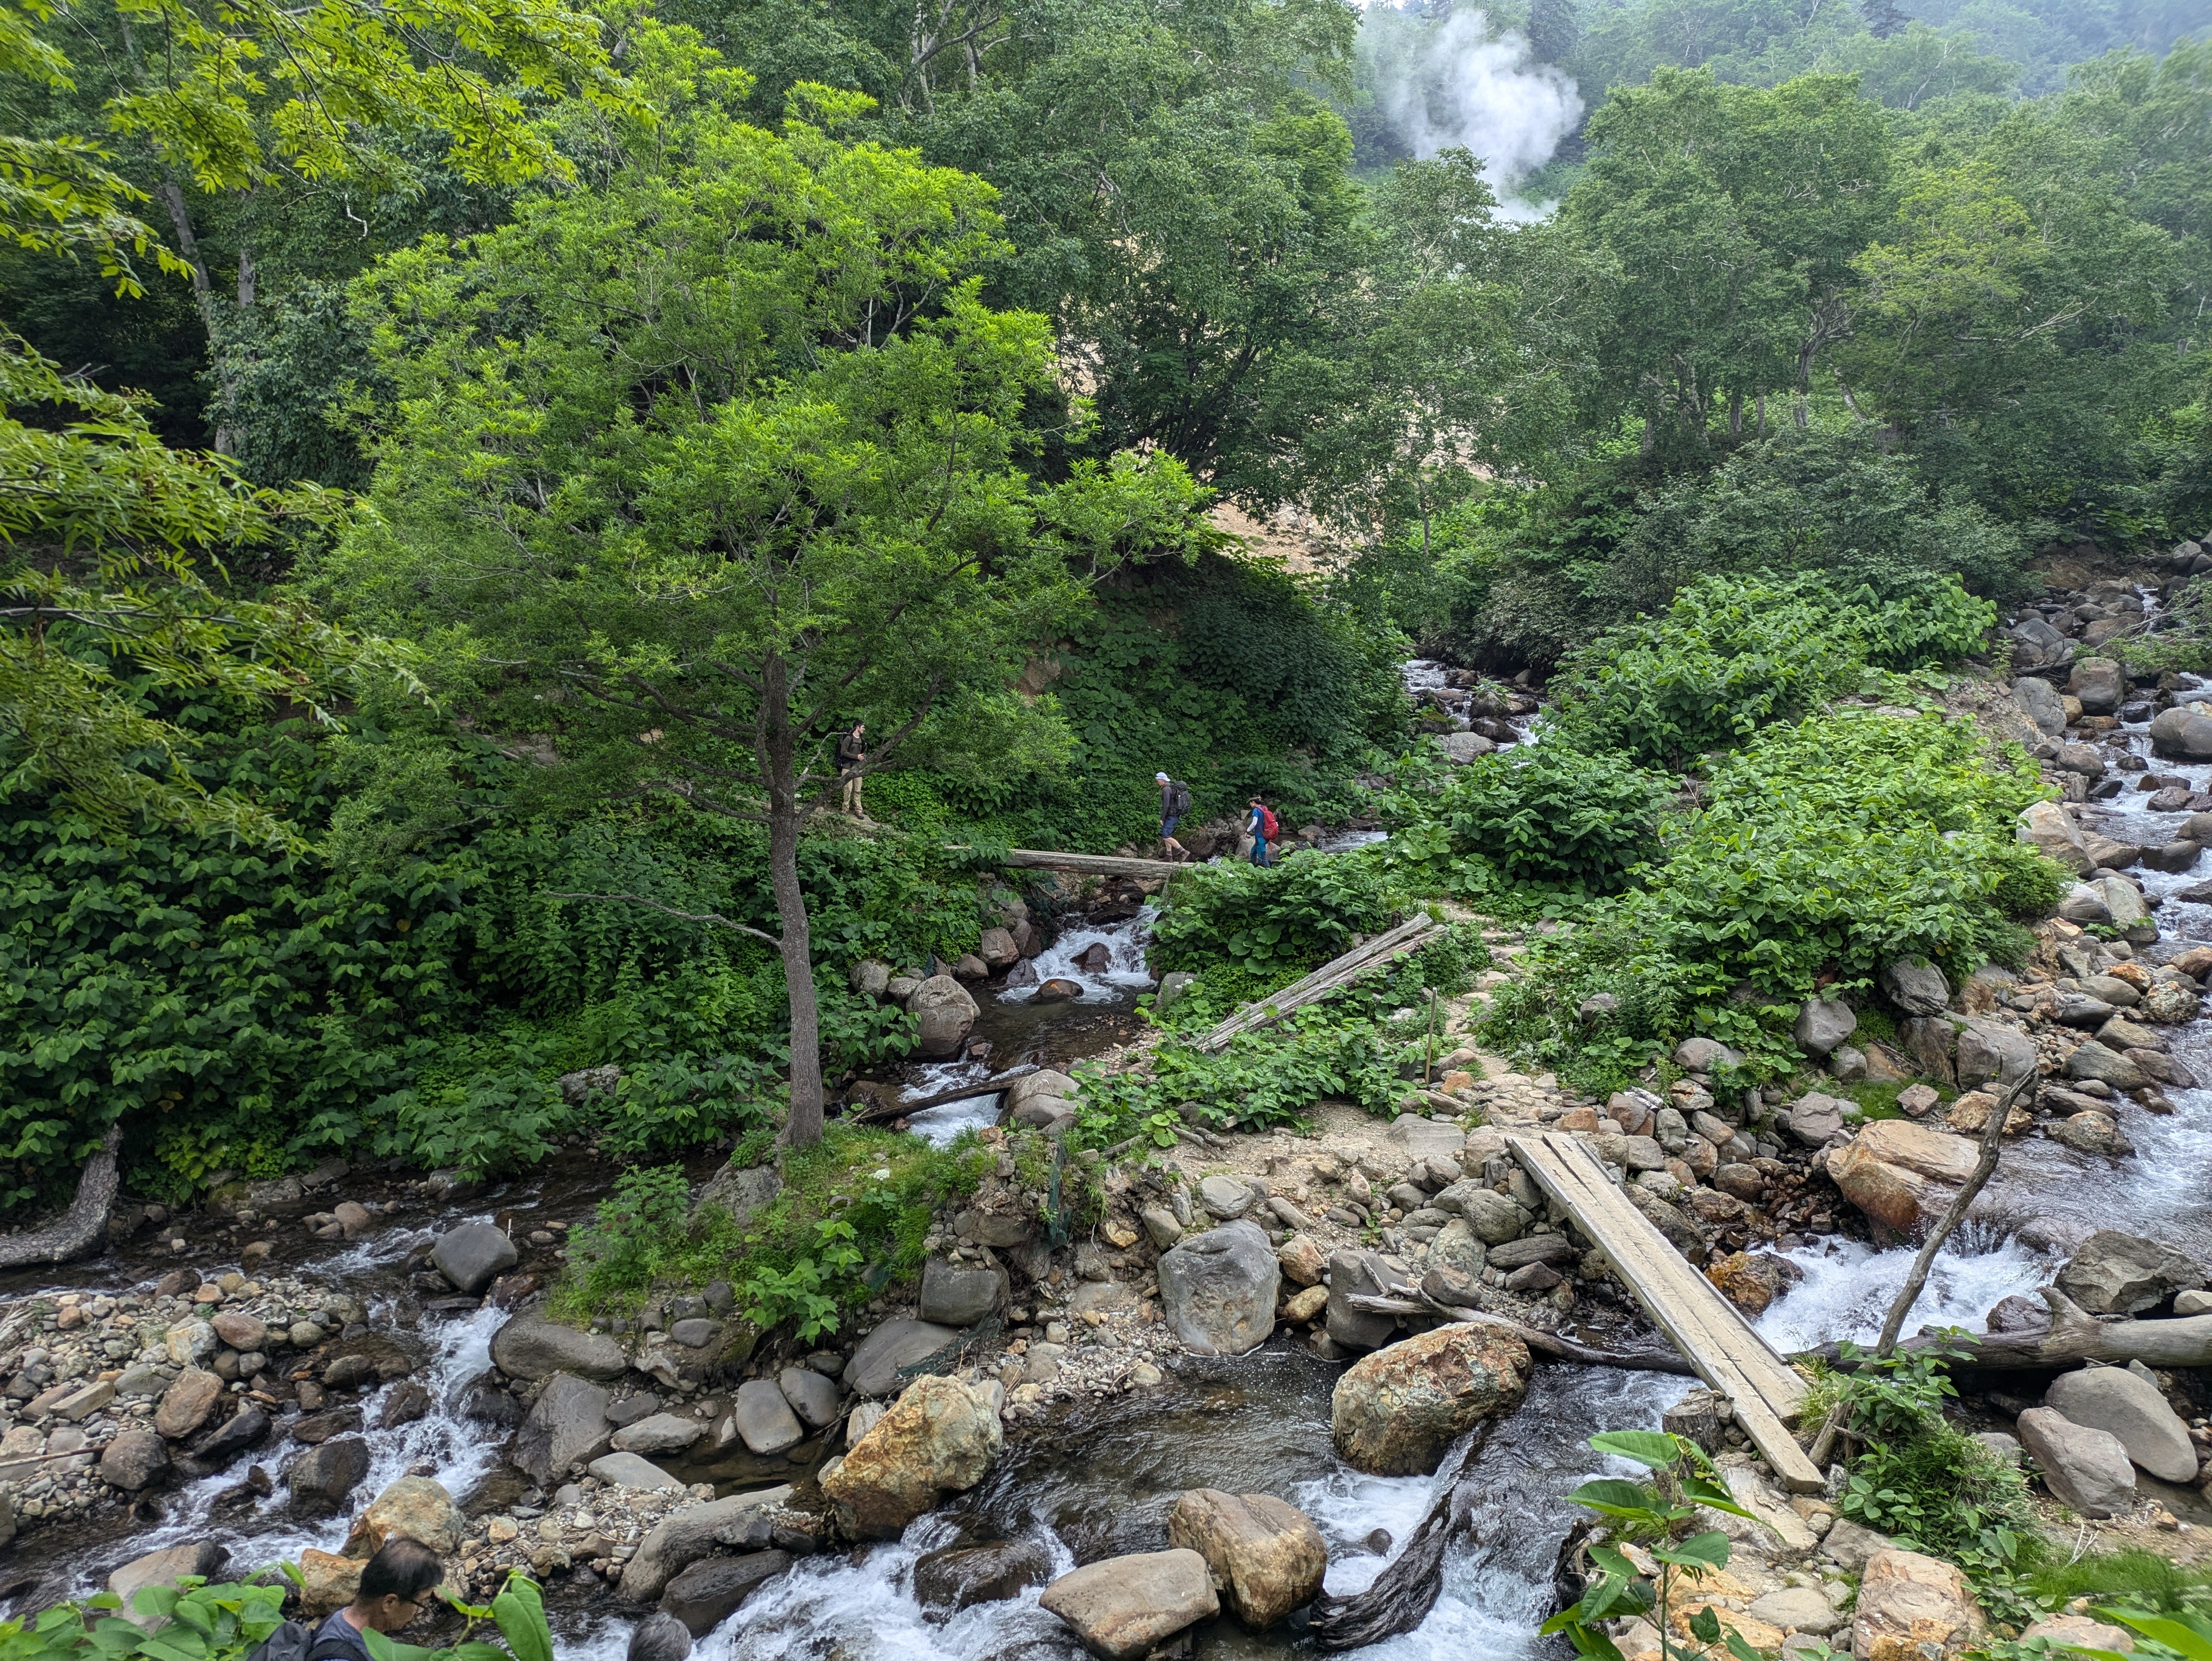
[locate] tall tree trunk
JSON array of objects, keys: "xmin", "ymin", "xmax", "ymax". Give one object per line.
[
  {"xmin": 1757, "ymin": 392, "xmax": 1767, "ymax": 437},
  {"xmin": 762, "ymin": 653, "xmax": 825, "ymax": 1147},
  {"xmin": 157, "ymin": 181, "xmax": 238, "ymax": 454},
  {"xmin": 1727, "ymin": 390, "xmax": 1744, "ymax": 438}
]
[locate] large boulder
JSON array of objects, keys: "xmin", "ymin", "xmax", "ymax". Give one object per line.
[
  {"xmin": 919, "ymin": 1257, "xmax": 1005, "ymax": 1326},
  {"xmin": 658, "ymin": 1551, "xmax": 792, "ymax": 1636},
  {"xmin": 696, "ymin": 1161, "xmax": 781, "ymax": 1226},
  {"xmin": 1849, "ymin": 1548, "xmax": 1985, "ymax": 1661},
  {"xmin": 1003, "ymin": 1069, "xmax": 1078, "ymax": 1119},
  {"xmin": 587, "ymin": 1452, "xmax": 685, "ymax": 1491},
  {"xmin": 1156, "ymin": 1220, "xmax": 1278, "ymax": 1357},
  {"xmin": 1436, "ymin": 1183, "xmax": 1532, "ymax": 1245},
  {"xmin": 913, "ymin": 1540, "xmax": 1054, "ymax": 1616},
  {"xmin": 2150, "ymin": 704, "xmax": 2212, "ymax": 761},
  {"xmin": 431, "ymin": 1223, "xmax": 519, "ymax": 1294},
  {"xmin": 2017, "ymin": 801, "xmax": 2093, "ymax": 875},
  {"xmin": 1166, "ymin": 1489, "xmax": 1327, "ymax": 1629},
  {"xmin": 2045, "ymin": 1366, "xmax": 2199, "ymax": 1482},
  {"xmin": 287, "ymin": 1435, "xmax": 372, "ymax": 1513},
  {"xmin": 907, "ymin": 974, "xmax": 979, "ymax": 1059},
  {"xmin": 1330, "ymin": 1323, "xmax": 1532, "ymax": 1475},
  {"xmin": 346, "ymin": 1475, "xmax": 466, "ymax": 1557},
  {"xmin": 1040, "ymin": 1550, "xmax": 1219, "ymax": 1661},
  {"xmin": 2013, "ymin": 676, "xmax": 2066, "ymax": 733},
  {"xmin": 2056, "ymin": 1230, "xmax": 2204, "ymax": 1313},
  {"xmin": 618, "ymin": 1486, "xmax": 792, "ymax": 1600},
  {"xmin": 512, "ymin": 1372, "xmax": 613, "ymax": 1482},
  {"xmin": 778, "ymin": 1366, "xmax": 840, "ymax": 1430},
  {"xmin": 1382, "ymin": 1117, "xmax": 1467, "ymax": 1160},
  {"xmin": 842, "ymin": 1318, "xmax": 962, "ymax": 1396},
  {"xmin": 1323, "ymin": 1247, "xmax": 1399, "ymax": 1351},
  {"xmin": 615, "ymin": 1412, "xmax": 710, "ymax": 1457},
  {"xmin": 2068, "ymin": 656, "xmax": 2125, "ymax": 716},
  {"xmin": 491, "ymin": 1313, "xmax": 627, "ymax": 1381},
  {"xmin": 2062, "ymin": 1041, "xmax": 2148, "ymax": 1092},
  {"xmin": 1793, "ymin": 997, "xmax": 1856, "ymax": 1058},
  {"xmin": 1953, "ymin": 1018, "xmax": 2037, "ymax": 1092},
  {"xmin": 155, "ymin": 1368, "xmax": 226, "ymax": 1440},
  {"xmin": 2087, "ymin": 876, "xmax": 2151, "ymax": 930},
  {"xmin": 1880, "ymin": 960, "xmax": 1950, "ymax": 1017},
  {"xmin": 2016, "ymin": 1408, "xmax": 2135, "ymax": 1518},
  {"xmin": 109, "ymin": 1542, "xmax": 229, "ymax": 1628},
  {"xmin": 1824, "ymin": 1121, "xmax": 1980, "ymax": 1241},
  {"xmin": 99, "ymin": 1430, "xmax": 170, "ymax": 1493},
  {"xmin": 729, "ymin": 1382, "xmax": 805, "ymax": 1457},
  {"xmin": 820, "ymin": 1374, "xmax": 1002, "ymax": 1539}
]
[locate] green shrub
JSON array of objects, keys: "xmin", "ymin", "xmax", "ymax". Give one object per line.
[
  {"xmin": 1548, "ymin": 572, "xmax": 1995, "ymax": 769},
  {"xmin": 552, "ymin": 1126, "xmax": 991, "ymax": 1332},
  {"xmin": 1148, "ymin": 846, "xmax": 1402, "ymax": 975},
  {"xmin": 1381, "ymin": 740, "xmax": 1671, "ymax": 893},
  {"xmin": 1482, "ymin": 710, "xmax": 2052, "ymax": 1086}
]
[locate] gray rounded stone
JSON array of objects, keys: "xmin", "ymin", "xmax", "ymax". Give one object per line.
[
  {"xmin": 430, "ymin": 1222, "xmax": 519, "ymax": 1294},
  {"xmin": 779, "ymin": 1366, "xmax": 841, "ymax": 1430},
  {"xmin": 1157, "ymin": 1220, "xmax": 1278, "ymax": 1357}
]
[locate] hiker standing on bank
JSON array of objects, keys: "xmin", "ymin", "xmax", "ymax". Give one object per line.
[
  {"xmin": 1155, "ymin": 771, "xmax": 1191, "ymax": 859},
  {"xmin": 839, "ymin": 720, "xmax": 868, "ymax": 818},
  {"xmin": 1247, "ymin": 796, "xmax": 1277, "ymax": 866}
]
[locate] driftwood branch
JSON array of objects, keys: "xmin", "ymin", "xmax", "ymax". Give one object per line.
[
  {"xmin": 942, "ymin": 846, "xmax": 1182, "ymax": 878},
  {"xmin": 1347, "ymin": 1291, "xmax": 1697, "ymax": 1376},
  {"xmin": 1310, "ymin": 1425, "xmax": 1496, "ymax": 1650},
  {"xmin": 0, "ymin": 1125, "xmax": 122, "ymax": 1269},
  {"xmin": 1804, "ymin": 1291, "xmax": 2212, "ymax": 1372},
  {"xmin": 844, "ymin": 1066, "xmax": 1040, "ymax": 1125},
  {"xmin": 1197, "ymin": 914, "xmax": 1444, "ymax": 1052},
  {"xmin": 1874, "ymin": 1069, "xmax": 2033, "ymax": 1358}
]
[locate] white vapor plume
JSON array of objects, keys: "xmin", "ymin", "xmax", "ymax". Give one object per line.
[{"xmin": 1374, "ymin": 8, "xmax": 1582, "ymax": 206}]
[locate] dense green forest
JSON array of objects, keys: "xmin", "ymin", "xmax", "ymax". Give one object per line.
[{"xmin": 2, "ymin": 0, "xmax": 2210, "ymax": 1216}]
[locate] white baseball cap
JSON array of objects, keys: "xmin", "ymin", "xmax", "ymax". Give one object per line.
[{"xmin": 1155, "ymin": 772, "xmax": 1170, "ymax": 782}]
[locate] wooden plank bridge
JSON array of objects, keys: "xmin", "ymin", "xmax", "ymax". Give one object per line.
[{"xmin": 1507, "ymin": 1130, "xmax": 1825, "ymax": 1493}]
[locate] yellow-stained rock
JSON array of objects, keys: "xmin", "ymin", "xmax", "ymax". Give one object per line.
[
  {"xmin": 1166, "ymin": 1489, "xmax": 1326, "ymax": 1629},
  {"xmin": 1329, "ymin": 1322, "xmax": 1530, "ymax": 1475},
  {"xmin": 821, "ymin": 1374, "xmax": 1002, "ymax": 1539},
  {"xmin": 1850, "ymin": 1547, "xmax": 1985, "ymax": 1661}
]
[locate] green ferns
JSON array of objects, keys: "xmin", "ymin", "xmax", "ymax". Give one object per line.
[{"xmin": 1548, "ymin": 572, "xmax": 1997, "ymax": 768}]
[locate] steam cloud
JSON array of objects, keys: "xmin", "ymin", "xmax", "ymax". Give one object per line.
[{"xmin": 1374, "ymin": 8, "xmax": 1583, "ymax": 204}]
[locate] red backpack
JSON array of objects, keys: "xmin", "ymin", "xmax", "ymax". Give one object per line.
[{"xmin": 1258, "ymin": 805, "xmax": 1279, "ymax": 840}]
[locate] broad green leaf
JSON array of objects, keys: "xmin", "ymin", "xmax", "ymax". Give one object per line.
[
  {"xmin": 1651, "ymin": 1531, "xmax": 1731, "ymax": 1571},
  {"xmin": 491, "ymin": 1576, "xmax": 552, "ymax": 1661},
  {"xmin": 1566, "ymin": 1478, "xmax": 1662, "ymax": 1518},
  {"xmin": 1589, "ymin": 1429, "xmax": 1681, "ymax": 1470},
  {"xmin": 2100, "ymin": 1612, "xmax": 2212, "ymax": 1661},
  {"xmin": 1681, "ymin": 1475, "xmax": 1759, "ymax": 1520}
]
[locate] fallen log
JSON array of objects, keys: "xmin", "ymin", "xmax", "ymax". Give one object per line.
[
  {"xmin": 0, "ymin": 1125, "xmax": 122, "ymax": 1270},
  {"xmin": 1310, "ymin": 1424, "xmax": 1496, "ymax": 1650},
  {"xmin": 1347, "ymin": 1291, "xmax": 1698, "ymax": 1376},
  {"xmin": 1800, "ymin": 1288, "xmax": 2212, "ymax": 1373},
  {"xmin": 1196, "ymin": 913, "xmax": 1443, "ymax": 1052},
  {"xmin": 843, "ymin": 1065, "xmax": 1041, "ymax": 1126},
  {"xmin": 944, "ymin": 846, "xmax": 1183, "ymax": 879}
]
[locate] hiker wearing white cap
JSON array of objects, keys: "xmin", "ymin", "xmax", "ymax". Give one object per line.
[{"xmin": 1155, "ymin": 772, "xmax": 1191, "ymax": 859}]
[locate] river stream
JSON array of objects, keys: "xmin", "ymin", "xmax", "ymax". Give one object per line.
[{"xmin": 8, "ymin": 642, "xmax": 2212, "ymax": 1658}]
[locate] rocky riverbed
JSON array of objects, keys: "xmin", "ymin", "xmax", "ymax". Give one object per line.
[{"xmin": 8, "ymin": 583, "xmax": 2212, "ymax": 1660}]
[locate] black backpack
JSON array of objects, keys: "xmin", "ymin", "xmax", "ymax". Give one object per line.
[
  {"xmin": 245, "ymin": 1621, "xmax": 365, "ymax": 1661},
  {"xmin": 1166, "ymin": 780, "xmax": 1191, "ymax": 817}
]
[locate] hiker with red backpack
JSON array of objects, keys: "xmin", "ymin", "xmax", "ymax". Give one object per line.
[{"xmin": 1247, "ymin": 797, "xmax": 1278, "ymax": 866}]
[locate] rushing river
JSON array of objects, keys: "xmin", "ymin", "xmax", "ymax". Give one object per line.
[{"xmin": 9, "ymin": 642, "xmax": 2212, "ymax": 1657}]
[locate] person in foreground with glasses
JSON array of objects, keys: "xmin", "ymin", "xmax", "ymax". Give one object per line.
[{"xmin": 313, "ymin": 1539, "xmax": 445, "ymax": 1661}]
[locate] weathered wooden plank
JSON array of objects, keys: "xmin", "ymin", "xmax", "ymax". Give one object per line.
[
  {"xmin": 1195, "ymin": 914, "xmax": 1441, "ymax": 1053},
  {"xmin": 945, "ymin": 847, "xmax": 1185, "ymax": 878},
  {"xmin": 1508, "ymin": 1132, "xmax": 1824, "ymax": 1493}
]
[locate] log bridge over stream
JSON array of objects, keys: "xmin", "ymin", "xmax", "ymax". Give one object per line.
[{"xmin": 1506, "ymin": 1130, "xmax": 1827, "ymax": 1492}]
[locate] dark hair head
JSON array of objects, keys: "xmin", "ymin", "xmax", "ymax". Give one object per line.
[
  {"xmin": 628, "ymin": 1613, "xmax": 694, "ymax": 1661},
  {"xmin": 358, "ymin": 1537, "xmax": 445, "ymax": 1604}
]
